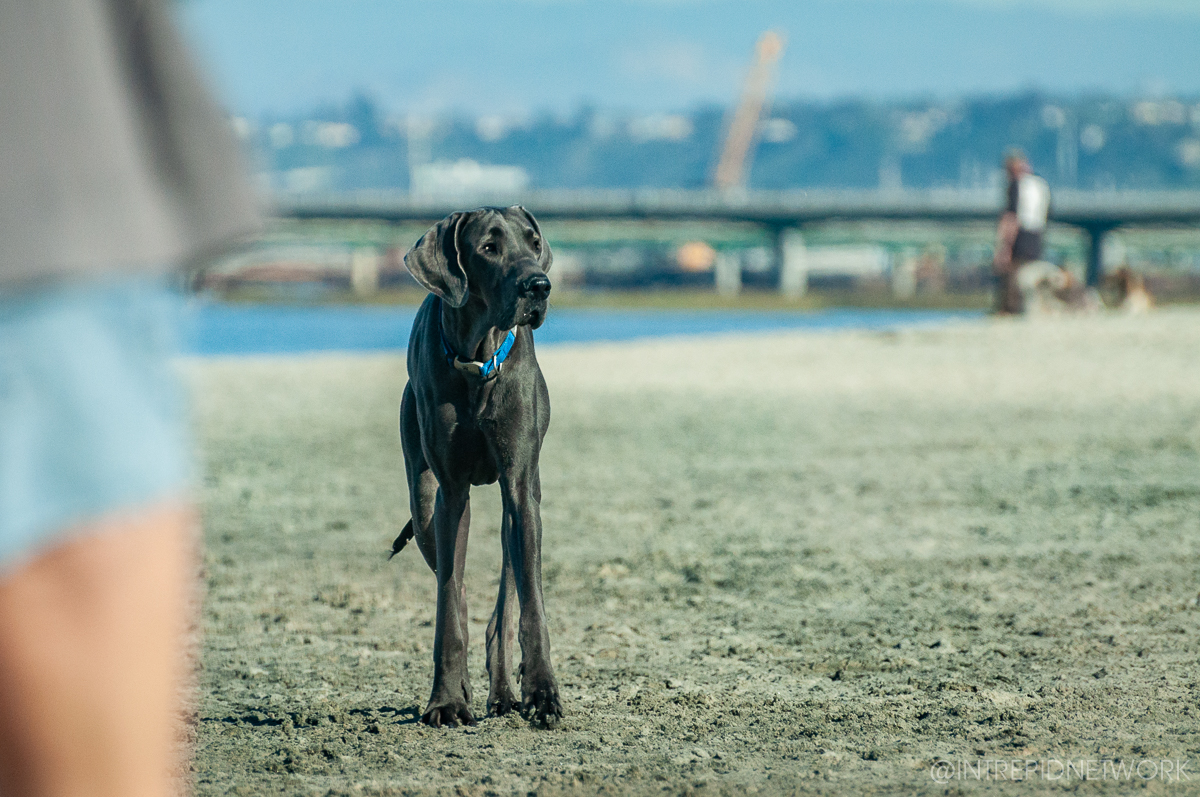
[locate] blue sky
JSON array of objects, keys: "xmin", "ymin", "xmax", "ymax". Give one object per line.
[{"xmin": 176, "ymin": 0, "xmax": 1200, "ymax": 117}]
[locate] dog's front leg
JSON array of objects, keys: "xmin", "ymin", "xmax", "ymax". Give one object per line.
[
  {"xmin": 422, "ymin": 483, "xmax": 476, "ymax": 728},
  {"xmin": 501, "ymin": 469, "xmax": 562, "ymax": 727},
  {"xmin": 485, "ymin": 525, "xmax": 518, "ymax": 717}
]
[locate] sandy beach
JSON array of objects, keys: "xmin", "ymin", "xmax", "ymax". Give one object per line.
[{"xmin": 187, "ymin": 309, "xmax": 1200, "ymax": 795}]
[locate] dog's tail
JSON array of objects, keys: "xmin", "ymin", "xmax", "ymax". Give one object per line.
[{"xmin": 388, "ymin": 519, "xmax": 414, "ymax": 561}]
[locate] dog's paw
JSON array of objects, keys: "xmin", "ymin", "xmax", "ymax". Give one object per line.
[
  {"xmin": 420, "ymin": 701, "xmax": 476, "ymax": 729},
  {"xmin": 487, "ymin": 686, "xmax": 519, "ymax": 718},
  {"xmin": 520, "ymin": 680, "xmax": 563, "ymax": 729}
]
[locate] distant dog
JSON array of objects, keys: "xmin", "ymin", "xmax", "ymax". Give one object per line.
[
  {"xmin": 391, "ymin": 206, "xmax": 562, "ymax": 728},
  {"xmin": 1016, "ymin": 261, "xmax": 1100, "ymax": 315},
  {"xmin": 1113, "ymin": 266, "xmax": 1154, "ymax": 313}
]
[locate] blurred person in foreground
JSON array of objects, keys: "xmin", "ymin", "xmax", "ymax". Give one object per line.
[
  {"xmin": 993, "ymin": 150, "xmax": 1051, "ymax": 314},
  {"xmin": 0, "ymin": 2, "xmax": 256, "ymax": 795}
]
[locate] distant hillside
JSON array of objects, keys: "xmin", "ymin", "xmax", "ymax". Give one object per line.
[{"xmin": 238, "ymin": 92, "xmax": 1200, "ymax": 195}]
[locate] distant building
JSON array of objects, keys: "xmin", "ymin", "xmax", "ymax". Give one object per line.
[{"xmin": 410, "ymin": 159, "xmax": 529, "ymax": 200}]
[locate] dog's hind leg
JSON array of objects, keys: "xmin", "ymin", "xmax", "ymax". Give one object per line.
[
  {"xmin": 485, "ymin": 516, "xmax": 518, "ymax": 716},
  {"xmin": 405, "ymin": 465, "xmax": 438, "ymax": 573},
  {"xmin": 398, "ymin": 384, "xmax": 438, "ymax": 571}
]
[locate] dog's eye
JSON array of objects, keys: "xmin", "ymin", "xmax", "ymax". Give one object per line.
[
  {"xmin": 532, "ymin": 238, "xmax": 541, "ymax": 252},
  {"xmin": 482, "ymin": 242, "xmax": 497, "ymax": 254}
]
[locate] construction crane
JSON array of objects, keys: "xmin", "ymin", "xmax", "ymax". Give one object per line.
[{"xmin": 713, "ymin": 30, "xmax": 786, "ymax": 192}]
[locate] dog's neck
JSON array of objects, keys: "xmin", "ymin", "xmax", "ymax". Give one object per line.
[{"xmin": 438, "ymin": 295, "xmax": 511, "ymax": 364}]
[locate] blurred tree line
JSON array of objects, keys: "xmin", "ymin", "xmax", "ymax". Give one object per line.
[{"xmin": 244, "ymin": 91, "xmax": 1200, "ymax": 194}]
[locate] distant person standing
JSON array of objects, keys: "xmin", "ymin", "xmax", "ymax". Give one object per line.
[
  {"xmin": 993, "ymin": 151, "xmax": 1051, "ymax": 314},
  {"xmin": 0, "ymin": 2, "xmax": 257, "ymax": 795}
]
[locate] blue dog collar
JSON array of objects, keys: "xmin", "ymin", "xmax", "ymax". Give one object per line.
[{"xmin": 436, "ymin": 298, "xmax": 516, "ymax": 381}]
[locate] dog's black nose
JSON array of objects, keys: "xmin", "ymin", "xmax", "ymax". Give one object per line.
[{"xmin": 519, "ymin": 274, "xmax": 552, "ymax": 301}]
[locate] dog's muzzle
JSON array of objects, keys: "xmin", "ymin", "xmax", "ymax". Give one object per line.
[
  {"xmin": 518, "ymin": 274, "xmax": 552, "ymax": 301},
  {"xmin": 515, "ymin": 273, "xmax": 551, "ymax": 329}
]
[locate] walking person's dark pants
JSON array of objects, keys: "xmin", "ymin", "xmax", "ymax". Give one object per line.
[{"xmin": 993, "ymin": 260, "xmax": 1025, "ymax": 315}]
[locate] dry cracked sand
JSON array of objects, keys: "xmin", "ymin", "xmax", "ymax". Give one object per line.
[{"xmin": 187, "ymin": 309, "xmax": 1200, "ymax": 796}]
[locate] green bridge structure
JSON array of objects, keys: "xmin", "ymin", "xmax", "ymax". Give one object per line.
[{"xmin": 276, "ymin": 189, "xmax": 1200, "ymax": 292}]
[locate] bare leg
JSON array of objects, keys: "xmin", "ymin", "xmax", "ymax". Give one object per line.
[{"xmin": 0, "ymin": 501, "xmax": 195, "ymax": 797}]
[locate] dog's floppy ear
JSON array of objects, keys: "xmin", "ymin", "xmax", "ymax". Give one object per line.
[
  {"xmin": 404, "ymin": 212, "xmax": 470, "ymax": 307},
  {"xmin": 514, "ymin": 205, "xmax": 553, "ymax": 272}
]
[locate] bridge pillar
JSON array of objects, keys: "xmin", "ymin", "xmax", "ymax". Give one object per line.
[
  {"xmin": 351, "ymin": 246, "xmax": 380, "ymax": 295},
  {"xmin": 777, "ymin": 227, "xmax": 808, "ymax": 298},
  {"xmin": 1083, "ymin": 224, "xmax": 1117, "ymax": 288},
  {"xmin": 714, "ymin": 250, "xmax": 741, "ymax": 296},
  {"xmin": 892, "ymin": 249, "xmax": 917, "ymax": 299}
]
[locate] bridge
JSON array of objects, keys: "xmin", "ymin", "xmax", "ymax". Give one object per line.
[{"xmin": 276, "ymin": 189, "xmax": 1200, "ymax": 291}]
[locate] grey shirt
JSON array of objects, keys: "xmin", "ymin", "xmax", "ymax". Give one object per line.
[{"xmin": 0, "ymin": 0, "xmax": 258, "ymax": 288}]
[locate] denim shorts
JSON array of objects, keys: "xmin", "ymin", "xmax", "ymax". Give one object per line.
[{"xmin": 0, "ymin": 278, "xmax": 191, "ymax": 572}]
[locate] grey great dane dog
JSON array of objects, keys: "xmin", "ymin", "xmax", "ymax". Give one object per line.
[{"xmin": 390, "ymin": 206, "xmax": 562, "ymax": 728}]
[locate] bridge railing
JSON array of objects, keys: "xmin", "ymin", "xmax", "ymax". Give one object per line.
[
  {"xmin": 270, "ymin": 188, "xmax": 1200, "ymax": 291},
  {"xmin": 275, "ymin": 187, "xmax": 1200, "ymax": 225}
]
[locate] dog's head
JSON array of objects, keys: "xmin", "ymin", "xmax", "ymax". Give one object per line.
[{"xmin": 404, "ymin": 206, "xmax": 553, "ymax": 330}]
